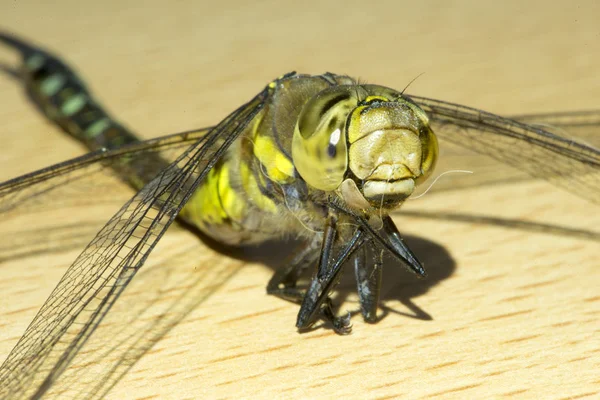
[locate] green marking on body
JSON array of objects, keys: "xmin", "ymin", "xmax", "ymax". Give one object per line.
[
  {"xmin": 25, "ymin": 54, "xmax": 45, "ymax": 71},
  {"xmin": 60, "ymin": 93, "xmax": 87, "ymax": 116},
  {"xmin": 84, "ymin": 117, "xmax": 111, "ymax": 138},
  {"xmin": 40, "ymin": 74, "xmax": 67, "ymax": 96}
]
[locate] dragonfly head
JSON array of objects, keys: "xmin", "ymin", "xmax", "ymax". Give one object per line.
[{"xmin": 292, "ymin": 84, "xmax": 438, "ymax": 212}]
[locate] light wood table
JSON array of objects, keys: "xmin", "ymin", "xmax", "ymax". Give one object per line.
[{"xmin": 1, "ymin": 1, "xmax": 598, "ymax": 399}]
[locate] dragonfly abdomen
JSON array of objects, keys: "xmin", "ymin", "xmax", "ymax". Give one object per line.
[
  {"xmin": 1, "ymin": 32, "xmax": 139, "ymax": 152},
  {"xmin": 1, "ymin": 33, "xmax": 179, "ymax": 193},
  {"xmin": 23, "ymin": 53, "xmax": 139, "ymax": 152}
]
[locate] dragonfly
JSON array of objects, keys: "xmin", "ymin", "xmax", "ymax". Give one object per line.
[{"xmin": 0, "ymin": 31, "xmax": 598, "ymax": 399}]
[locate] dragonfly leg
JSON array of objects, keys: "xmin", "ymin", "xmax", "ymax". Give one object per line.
[
  {"xmin": 266, "ymin": 235, "xmax": 321, "ymax": 304},
  {"xmin": 354, "ymin": 241, "xmax": 383, "ymax": 323},
  {"xmin": 295, "ymin": 217, "xmax": 366, "ymax": 334}
]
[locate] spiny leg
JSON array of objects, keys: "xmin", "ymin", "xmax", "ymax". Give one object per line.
[
  {"xmin": 266, "ymin": 218, "xmax": 352, "ymax": 332},
  {"xmin": 354, "ymin": 241, "xmax": 383, "ymax": 323},
  {"xmin": 296, "ymin": 216, "xmax": 366, "ymax": 334},
  {"xmin": 266, "ymin": 235, "xmax": 321, "ymax": 304},
  {"xmin": 357, "ymin": 214, "xmax": 426, "ymax": 277}
]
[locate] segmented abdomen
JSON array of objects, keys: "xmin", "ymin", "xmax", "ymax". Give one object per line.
[
  {"xmin": 21, "ymin": 51, "xmax": 139, "ymax": 152},
  {"xmin": 1, "ymin": 32, "xmax": 170, "ymax": 191}
]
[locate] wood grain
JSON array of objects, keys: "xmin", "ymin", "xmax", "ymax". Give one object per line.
[{"xmin": 0, "ymin": 1, "xmax": 598, "ymax": 399}]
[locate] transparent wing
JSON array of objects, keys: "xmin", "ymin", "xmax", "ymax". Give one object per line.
[
  {"xmin": 512, "ymin": 110, "xmax": 600, "ymax": 148},
  {"xmin": 0, "ymin": 128, "xmax": 212, "ymax": 267},
  {"xmin": 0, "ymin": 89, "xmax": 267, "ymax": 399},
  {"xmin": 409, "ymin": 96, "xmax": 600, "ymax": 202},
  {"xmin": 0, "ymin": 127, "xmax": 210, "ymax": 214}
]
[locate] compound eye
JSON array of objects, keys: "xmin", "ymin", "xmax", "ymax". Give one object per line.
[
  {"xmin": 297, "ymin": 89, "xmax": 352, "ymax": 139},
  {"xmin": 292, "ymin": 86, "xmax": 357, "ymax": 191}
]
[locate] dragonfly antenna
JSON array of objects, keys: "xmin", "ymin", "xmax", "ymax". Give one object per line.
[{"xmin": 401, "ymin": 72, "xmax": 426, "ymax": 95}]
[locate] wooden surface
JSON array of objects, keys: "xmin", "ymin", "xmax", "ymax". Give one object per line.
[{"xmin": 0, "ymin": 1, "xmax": 599, "ymax": 399}]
